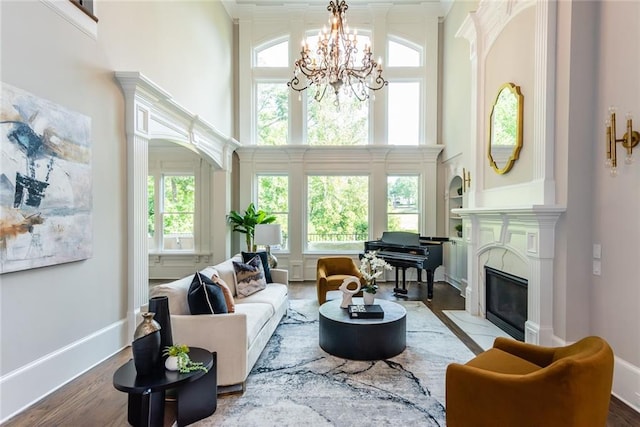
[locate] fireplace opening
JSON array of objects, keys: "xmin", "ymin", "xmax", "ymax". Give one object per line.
[{"xmin": 485, "ymin": 266, "xmax": 527, "ymax": 341}]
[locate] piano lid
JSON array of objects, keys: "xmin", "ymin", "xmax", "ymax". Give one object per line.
[{"xmin": 379, "ymin": 231, "xmax": 420, "ymax": 247}]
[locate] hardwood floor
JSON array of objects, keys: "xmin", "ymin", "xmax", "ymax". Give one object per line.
[{"xmin": 4, "ymin": 280, "xmax": 638, "ymax": 426}]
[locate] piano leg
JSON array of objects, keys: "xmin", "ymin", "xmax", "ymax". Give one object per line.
[
  {"xmin": 393, "ymin": 267, "xmax": 408, "ymax": 297},
  {"xmin": 427, "ymin": 269, "xmax": 434, "ymax": 300},
  {"xmin": 417, "ymin": 269, "xmax": 423, "ymax": 283}
]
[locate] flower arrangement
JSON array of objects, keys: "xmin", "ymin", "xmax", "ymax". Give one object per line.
[
  {"xmin": 163, "ymin": 344, "xmax": 208, "ymax": 373},
  {"xmin": 359, "ymin": 251, "xmax": 392, "ymax": 294}
]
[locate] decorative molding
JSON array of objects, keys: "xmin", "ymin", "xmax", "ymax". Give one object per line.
[
  {"xmin": 40, "ymin": 0, "xmax": 97, "ymax": 39},
  {"xmin": 115, "ymin": 71, "xmax": 239, "ymax": 339}
]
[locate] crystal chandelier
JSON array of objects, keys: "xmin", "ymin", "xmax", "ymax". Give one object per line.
[{"xmin": 287, "ymin": 0, "xmax": 388, "ymax": 106}]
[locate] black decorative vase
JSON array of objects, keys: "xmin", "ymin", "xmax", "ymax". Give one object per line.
[
  {"xmin": 132, "ymin": 312, "xmax": 161, "ymax": 376},
  {"xmin": 149, "ymin": 296, "xmax": 173, "ymax": 353}
]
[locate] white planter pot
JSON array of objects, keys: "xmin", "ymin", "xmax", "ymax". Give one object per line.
[
  {"xmin": 165, "ymin": 355, "xmax": 179, "ymax": 371},
  {"xmin": 363, "ymin": 292, "xmax": 375, "ymax": 305}
]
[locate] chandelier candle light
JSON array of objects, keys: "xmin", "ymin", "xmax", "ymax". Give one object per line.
[{"xmin": 288, "ymin": 0, "xmax": 388, "ymax": 106}]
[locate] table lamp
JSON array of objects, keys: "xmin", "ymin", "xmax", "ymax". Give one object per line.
[{"xmin": 254, "ymin": 224, "xmax": 281, "ymax": 268}]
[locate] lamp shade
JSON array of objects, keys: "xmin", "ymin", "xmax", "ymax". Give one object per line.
[{"xmin": 254, "ymin": 224, "xmax": 282, "ymax": 246}]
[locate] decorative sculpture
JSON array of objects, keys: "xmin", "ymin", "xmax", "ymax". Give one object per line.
[{"xmin": 339, "ymin": 276, "xmax": 361, "ymax": 308}]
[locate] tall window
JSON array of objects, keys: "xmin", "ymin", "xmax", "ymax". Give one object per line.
[
  {"xmin": 257, "ymin": 175, "xmax": 289, "ymax": 250},
  {"xmin": 257, "ymin": 82, "xmax": 288, "ymax": 145},
  {"xmin": 307, "ymin": 175, "xmax": 369, "ymax": 251},
  {"xmin": 306, "ymin": 33, "xmax": 370, "ymax": 145},
  {"xmin": 255, "ymin": 40, "xmax": 289, "ymax": 145},
  {"xmin": 388, "ymin": 82, "xmax": 420, "ymax": 145},
  {"xmin": 148, "ymin": 174, "xmax": 195, "ymax": 251},
  {"xmin": 387, "ymin": 175, "xmax": 419, "ymax": 233},
  {"xmin": 387, "ymin": 38, "xmax": 422, "ymax": 145}
]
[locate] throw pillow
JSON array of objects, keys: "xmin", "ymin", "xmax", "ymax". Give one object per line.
[
  {"xmin": 211, "ymin": 273, "xmax": 235, "ymax": 313},
  {"xmin": 233, "ymin": 255, "xmax": 267, "ymax": 298},
  {"xmin": 241, "ymin": 251, "xmax": 273, "ymax": 283},
  {"xmin": 187, "ymin": 272, "xmax": 228, "ymax": 315}
]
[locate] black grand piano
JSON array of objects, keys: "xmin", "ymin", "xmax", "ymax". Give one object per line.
[{"xmin": 363, "ymin": 231, "xmax": 448, "ymax": 300}]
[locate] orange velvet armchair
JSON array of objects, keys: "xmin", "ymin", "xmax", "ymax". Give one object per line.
[
  {"xmin": 445, "ymin": 336, "xmax": 614, "ymax": 427},
  {"xmin": 316, "ymin": 257, "xmax": 365, "ymax": 305}
]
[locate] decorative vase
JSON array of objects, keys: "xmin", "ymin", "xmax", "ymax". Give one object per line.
[
  {"xmin": 339, "ymin": 276, "xmax": 361, "ymax": 308},
  {"xmin": 132, "ymin": 312, "xmax": 161, "ymax": 376},
  {"xmin": 165, "ymin": 355, "xmax": 179, "ymax": 371},
  {"xmin": 363, "ymin": 292, "xmax": 375, "ymax": 305},
  {"xmin": 149, "ymin": 296, "xmax": 173, "ymax": 354}
]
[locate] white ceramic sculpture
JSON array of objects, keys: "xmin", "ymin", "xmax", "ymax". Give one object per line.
[{"xmin": 339, "ymin": 276, "xmax": 361, "ymax": 308}]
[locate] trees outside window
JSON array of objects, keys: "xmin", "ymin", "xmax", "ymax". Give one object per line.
[
  {"xmin": 148, "ymin": 174, "xmax": 195, "ymax": 251},
  {"xmin": 257, "ymin": 82, "xmax": 288, "ymax": 145},
  {"xmin": 258, "ymin": 175, "xmax": 289, "ymax": 249},
  {"xmin": 307, "ymin": 175, "xmax": 369, "ymax": 251},
  {"xmin": 387, "ymin": 175, "xmax": 419, "ymax": 233}
]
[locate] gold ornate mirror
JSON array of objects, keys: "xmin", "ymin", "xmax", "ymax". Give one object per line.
[{"xmin": 488, "ymin": 82, "xmax": 523, "ymax": 174}]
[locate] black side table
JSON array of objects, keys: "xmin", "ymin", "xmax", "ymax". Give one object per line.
[{"xmin": 113, "ymin": 348, "xmax": 217, "ymax": 427}]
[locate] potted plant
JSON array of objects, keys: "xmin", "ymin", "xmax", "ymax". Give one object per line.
[
  {"xmin": 455, "ymin": 223, "xmax": 463, "ymax": 237},
  {"xmin": 227, "ymin": 203, "xmax": 276, "ymax": 251},
  {"xmin": 359, "ymin": 251, "xmax": 392, "ymax": 304},
  {"xmin": 163, "ymin": 344, "xmax": 208, "ymax": 373}
]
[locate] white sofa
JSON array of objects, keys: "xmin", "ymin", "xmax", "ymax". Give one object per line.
[{"xmin": 147, "ymin": 254, "xmax": 289, "ymax": 390}]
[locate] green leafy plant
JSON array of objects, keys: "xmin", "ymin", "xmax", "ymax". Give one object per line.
[
  {"xmin": 163, "ymin": 344, "xmax": 208, "ymax": 374},
  {"xmin": 455, "ymin": 224, "xmax": 463, "ymax": 232},
  {"xmin": 227, "ymin": 202, "xmax": 276, "ymax": 251}
]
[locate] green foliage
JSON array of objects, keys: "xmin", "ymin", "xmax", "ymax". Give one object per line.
[
  {"xmin": 307, "ymin": 94, "xmax": 368, "ymax": 145},
  {"xmin": 307, "ymin": 176, "xmax": 368, "ymax": 250},
  {"xmin": 227, "ymin": 203, "xmax": 276, "ymax": 250},
  {"xmin": 257, "ymin": 83, "xmax": 288, "ymax": 145},
  {"xmin": 163, "ymin": 344, "xmax": 208, "ymax": 374}
]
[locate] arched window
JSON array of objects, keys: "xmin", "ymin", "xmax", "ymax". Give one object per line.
[{"xmin": 255, "ymin": 39, "xmax": 288, "ymax": 67}]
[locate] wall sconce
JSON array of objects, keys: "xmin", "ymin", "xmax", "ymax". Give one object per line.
[
  {"xmin": 606, "ymin": 107, "xmax": 639, "ymax": 176},
  {"xmin": 463, "ymin": 168, "xmax": 472, "ymax": 192}
]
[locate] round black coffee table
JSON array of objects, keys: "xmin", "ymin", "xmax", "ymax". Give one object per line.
[
  {"xmin": 113, "ymin": 348, "xmax": 217, "ymax": 427},
  {"xmin": 319, "ymin": 298, "xmax": 407, "ymax": 360}
]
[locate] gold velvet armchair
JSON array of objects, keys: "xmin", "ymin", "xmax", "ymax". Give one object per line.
[
  {"xmin": 316, "ymin": 257, "xmax": 365, "ymax": 305},
  {"xmin": 445, "ymin": 336, "xmax": 614, "ymax": 427}
]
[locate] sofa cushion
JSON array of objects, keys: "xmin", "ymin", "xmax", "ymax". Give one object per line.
[
  {"xmin": 234, "ymin": 302, "xmax": 274, "ymax": 346},
  {"xmin": 212, "ymin": 273, "xmax": 235, "ymax": 313},
  {"xmin": 242, "ymin": 251, "xmax": 273, "ymax": 283},
  {"xmin": 188, "ymin": 272, "xmax": 228, "ymax": 315},
  {"xmin": 235, "ymin": 282, "xmax": 288, "ymax": 310},
  {"xmin": 234, "ymin": 255, "xmax": 267, "ymax": 298},
  {"xmin": 150, "ymin": 267, "xmax": 217, "ymax": 315},
  {"xmin": 466, "ymin": 348, "xmax": 542, "ymax": 375},
  {"xmin": 212, "ymin": 255, "xmax": 242, "ymax": 296}
]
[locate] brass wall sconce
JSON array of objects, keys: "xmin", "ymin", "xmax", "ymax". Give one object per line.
[
  {"xmin": 606, "ymin": 108, "xmax": 639, "ymax": 176},
  {"xmin": 463, "ymin": 168, "xmax": 471, "ymax": 192}
]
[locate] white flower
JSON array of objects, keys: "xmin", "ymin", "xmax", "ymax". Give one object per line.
[{"xmin": 359, "ymin": 251, "xmax": 392, "ymax": 286}]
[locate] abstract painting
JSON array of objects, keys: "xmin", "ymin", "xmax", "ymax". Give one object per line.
[{"xmin": 0, "ymin": 82, "xmax": 92, "ymax": 273}]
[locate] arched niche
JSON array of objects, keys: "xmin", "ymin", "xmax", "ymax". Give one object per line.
[{"xmin": 115, "ymin": 71, "xmax": 239, "ymax": 338}]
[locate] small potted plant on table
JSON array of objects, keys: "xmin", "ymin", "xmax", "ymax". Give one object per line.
[{"xmin": 163, "ymin": 344, "xmax": 208, "ymax": 373}]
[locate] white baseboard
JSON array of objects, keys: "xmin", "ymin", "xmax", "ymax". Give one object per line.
[
  {"xmin": 0, "ymin": 319, "xmax": 129, "ymax": 423},
  {"xmin": 612, "ymin": 356, "xmax": 640, "ymax": 413}
]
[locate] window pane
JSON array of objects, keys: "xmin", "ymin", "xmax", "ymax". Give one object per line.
[
  {"xmin": 307, "ymin": 94, "xmax": 368, "ymax": 145},
  {"xmin": 387, "ymin": 175, "xmax": 419, "ymax": 233},
  {"xmin": 307, "ymin": 175, "xmax": 369, "ymax": 251},
  {"xmin": 388, "ymin": 40, "xmax": 420, "ymax": 67},
  {"xmin": 257, "ymin": 83, "xmax": 288, "ymax": 145},
  {"xmin": 258, "ymin": 175, "xmax": 289, "ymax": 250},
  {"xmin": 162, "ymin": 175, "xmax": 195, "ymax": 251},
  {"xmin": 256, "ymin": 41, "xmax": 288, "ymax": 67},
  {"xmin": 388, "ymin": 82, "xmax": 419, "ymax": 145}
]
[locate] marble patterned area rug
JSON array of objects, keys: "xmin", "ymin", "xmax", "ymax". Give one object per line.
[{"xmin": 193, "ymin": 299, "xmax": 475, "ymax": 427}]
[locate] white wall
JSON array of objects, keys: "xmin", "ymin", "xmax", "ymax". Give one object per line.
[{"xmin": 0, "ymin": 1, "xmax": 233, "ymax": 421}]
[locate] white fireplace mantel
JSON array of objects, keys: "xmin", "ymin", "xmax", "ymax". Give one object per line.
[{"xmin": 454, "ymin": 206, "xmax": 564, "ymax": 345}]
